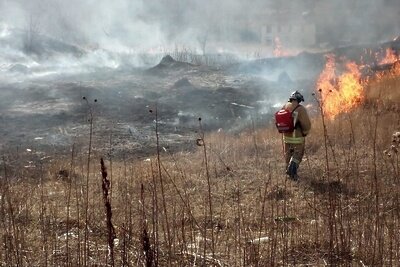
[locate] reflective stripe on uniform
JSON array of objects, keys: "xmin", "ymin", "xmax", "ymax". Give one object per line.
[
  {"xmin": 283, "ymin": 136, "xmax": 305, "ymax": 144},
  {"xmin": 289, "ymin": 157, "xmax": 300, "ymax": 164}
]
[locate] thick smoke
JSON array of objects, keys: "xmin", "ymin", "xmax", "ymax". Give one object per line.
[{"xmin": 1, "ymin": 0, "xmax": 398, "ymax": 54}]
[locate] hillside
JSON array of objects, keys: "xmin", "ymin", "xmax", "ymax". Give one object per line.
[{"xmin": 0, "ymin": 61, "xmax": 399, "ymax": 266}]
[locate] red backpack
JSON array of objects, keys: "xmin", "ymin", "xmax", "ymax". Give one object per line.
[{"xmin": 275, "ymin": 105, "xmax": 300, "ymax": 133}]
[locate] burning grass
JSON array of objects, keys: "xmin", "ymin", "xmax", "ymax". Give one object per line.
[
  {"xmin": 316, "ymin": 54, "xmax": 364, "ymax": 119},
  {"xmin": 316, "ymin": 49, "xmax": 400, "ymax": 121},
  {"xmin": 1, "ymin": 68, "xmax": 400, "ymax": 266}
]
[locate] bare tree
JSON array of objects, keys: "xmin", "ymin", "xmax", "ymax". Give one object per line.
[
  {"xmin": 197, "ymin": 30, "xmax": 209, "ymax": 56},
  {"xmin": 23, "ymin": 3, "xmax": 42, "ymax": 55}
]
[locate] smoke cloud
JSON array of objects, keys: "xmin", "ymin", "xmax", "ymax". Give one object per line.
[{"xmin": 0, "ymin": 0, "xmax": 398, "ymax": 54}]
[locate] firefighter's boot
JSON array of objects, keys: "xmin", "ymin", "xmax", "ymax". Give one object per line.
[{"xmin": 286, "ymin": 160, "xmax": 299, "ymax": 181}]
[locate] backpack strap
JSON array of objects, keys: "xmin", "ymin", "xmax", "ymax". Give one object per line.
[
  {"xmin": 292, "ymin": 104, "xmax": 301, "ymax": 113},
  {"xmin": 291, "ymin": 104, "xmax": 301, "ymax": 138},
  {"xmin": 282, "ymin": 103, "xmax": 301, "ymax": 112}
]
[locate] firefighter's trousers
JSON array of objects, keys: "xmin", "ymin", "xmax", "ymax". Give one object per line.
[{"xmin": 284, "ymin": 142, "xmax": 305, "ymax": 167}]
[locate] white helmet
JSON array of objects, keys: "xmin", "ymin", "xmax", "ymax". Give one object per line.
[{"xmin": 289, "ymin": 90, "xmax": 304, "ymax": 103}]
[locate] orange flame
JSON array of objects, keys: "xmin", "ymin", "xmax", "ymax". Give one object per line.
[
  {"xmin": 273, "ymin": 37, "xmax": 289, "ymax": 57},
  {"xmin": 379, "ymin": 48, "xmax": 399, "ymax": 65},
  {"xmin": 316, "ymin": 55, "xmax": 364, "ymax": 119},
  {"xmin": 392, "ymin": 61, "xmax": 400, "ymax": 76}
]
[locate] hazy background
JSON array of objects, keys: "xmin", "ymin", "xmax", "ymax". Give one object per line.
[{"xmin": 1, "ymin": 0, "xmax": 399, "ymax": 55}]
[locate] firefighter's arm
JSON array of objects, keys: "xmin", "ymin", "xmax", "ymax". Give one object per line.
[{"xmin": 298, "ymin": 107, "xmax": 311, "ymax": 136}]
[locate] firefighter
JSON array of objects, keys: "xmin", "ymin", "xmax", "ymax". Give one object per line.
[{"xmin": 283, "ymin": 90, "xmax": 311, "ymax": 181}]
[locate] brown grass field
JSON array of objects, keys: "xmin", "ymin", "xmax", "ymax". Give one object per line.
[{"xmin": 1, "ymin": 68, "xmax": 399, "ymax": 266}]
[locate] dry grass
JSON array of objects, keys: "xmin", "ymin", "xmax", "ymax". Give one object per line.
[{"xmin": 1, "ymin": 73, "xmax": 399, "ymax": 266}]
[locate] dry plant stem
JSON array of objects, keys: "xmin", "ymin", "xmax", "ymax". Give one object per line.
[
  {"xmin": 269, "ymin": 187, "xmax": 277, "ymax": 265},
  {"xmin": 52, "ymin": 190, "xmax": 60, "ymax": 267},
  {"xmin": 236, "ymin": 179, "xmax": 243, "ymax": 267},
  {"xmin": 0, "ymin": 166, "xmax": 4, "ymax": 264},
  {"xmin": 372, "ymin": 106, "xmax": 381, "ymax": 265},
  {"xmin": 3, "ymin": 156, "xmax": 18, "ymax": 266},
  {"xmin": 66, "ymin": 144, "xmax": 75, "ymax": 267},
  {"xmin": 100, "ymin": 158, "xmax": 116, "ymax": 267},
  {"xmin": 153, "ymin": 107, "xmax": 173, "ymax": 264},
  {"xmin": 160, "ymin": 162, "xmax": 200, "ymax": 229},
  {"xmin": 121, "ymin": 222, "xmax": 127, "ymax": 267},
  {"xmin": 256, "ymin": 163, "xmax": 272, "ymax": 264},
  {"xmin": 251, "ymin": 114, "xmax": 259, "ymax": 160},
  {"xmin": 128, "ymin": 165, "xmax": 134, "ymax": 264},
  {"xmin": 121, "ymin": 155, "xmax": 129, "ymax": 265},
  {"xmin": 163, "ymin": 150, "xmax": 201, "ymax": 231},
  {"xmin": 83, "ymin": 97, "xmax": 94, "ymax": 267},
  {"xmin": 314, "ymin": 93, "xmax": 330, "ymax": 177},
  {"xmin": 282, "ymin": 178, "xmax": 288, "ymax": 266},
  {"xmin": 314, "ymin": 92, "xmax": 335, "ymax": 263},
  {"xmin": 1, "ymin": 158, "xmax": 8, "ymax": 265},
  {"xmin": 217, "ymin": 166, "xmax": 230, "ymax": 244},
  {"xmin": 123, "ymin": 166, "xmax": 133, "ymax": 266},
  {"xmin": 109, "ymin": 133, "xmax": 113, "ymax": 202},
  {"xmin": 304, "ymin": 151, "xmax": 320, "ymax": 245},
  {"xmin": 39, "ymin": 163, "xmax": 48, "ymax": 267},
  {"xmin": 141, "ymin": 183, "xmax": 154, "ymax": 267},
  {"xmin": 150, "ymin": 160, "xmax": 159, "ymax": 266},
  {"xmin": 347, "ymin": 114, "xmax": 361, "ymax": 187},
  {"xmin": 75, "ymin": 154, "xmax": 83, "ymax": 267},
  {"xmin": 198, "ymin": 118, "xmax": 215, "ymax": 259},
  {"xmin": 396, "ymin": 154, "xmax": 399, "ymax": 179}
]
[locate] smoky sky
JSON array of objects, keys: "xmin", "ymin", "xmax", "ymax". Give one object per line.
[{"xmin": 0, "ymin": 0, "xmax": 399, "ymax": 52}]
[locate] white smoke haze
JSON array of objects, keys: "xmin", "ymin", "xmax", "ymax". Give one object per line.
[
  {"xmin": 1, "ymin": 0, "xmax": 398, "ymax": 51},
  {"xmin": 0, "ymin": 0, "xmax": 399, "ymax": 78}
]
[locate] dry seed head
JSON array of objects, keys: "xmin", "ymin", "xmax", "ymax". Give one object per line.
[
  {"xmin": 196, "ymin": 138, "xmax": 204, "ymax": 146},
  {"xmin": 392, "ymin": 131, "xmax": 400, "ymax": 144}
]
